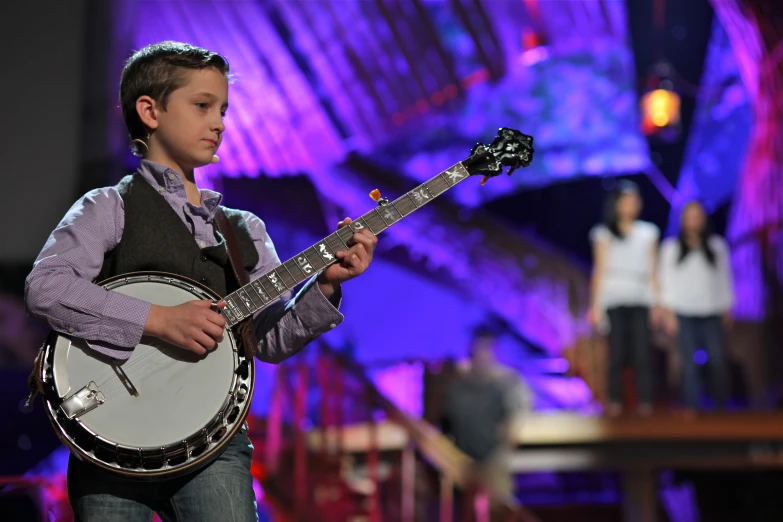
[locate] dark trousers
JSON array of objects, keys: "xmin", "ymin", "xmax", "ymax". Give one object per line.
[
  {"xmin": 677, "ymin": 314, "xmax": 729, "ymax": 408},
  {"xmin": 606, "ymin": 306, "xmax": 652, "ymax": 405}
]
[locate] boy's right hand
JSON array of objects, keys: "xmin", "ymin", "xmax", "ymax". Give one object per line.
[{"xmin": 144, "ymin": 300, "xmax": 227, "ymax": 355}]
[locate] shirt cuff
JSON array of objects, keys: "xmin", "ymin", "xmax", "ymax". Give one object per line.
[
  {"xmin": 98, "ymin": 291, "xmax": 152, "ymax": 348},
  {"xmin": 84, "ymin": 340, "xmax": 136, "ymax": 360},
  {"xmin": 294, "ymin": 275, "xmax": 344, "ymax": 336}
]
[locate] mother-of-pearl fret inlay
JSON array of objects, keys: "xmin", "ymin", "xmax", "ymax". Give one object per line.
[
  {"xmin": 318, "ymin": 242, "xmax": 335, "ymax": 261},
  {"xmin": 267, "ymin": 271, "xmax": 286, "ymax": 292},
  {"xmin": 382, "ymin": 204, "xmax": 401, "ymax": 223},
  {"xmin": 237, "ymin": 290, "xmax": 254, "ymax": 310},
  {"xmin": 222, "ymin": 304, "xmax": 236, "ymax": 322},
  {"xmin": 280, "ymin": 263, "xmax": 297, "ymax": 283},
  {"xmin": 225, "ymin": 298, "xmax": 242, "ymax": 321},
  {"xmin": 445, "ymin": 165, "xmax": 466, "ymax": 183},
  {"xmin": 251, "ymin": 280, "xmax": 270, "ymax": 302},
  {"xmin": 412, "ymin": 187, "xmax": 430, "ymax": 205},
  {"xmin": 297, "ymin": 255, "xmax": 314, "ymax": 274}
]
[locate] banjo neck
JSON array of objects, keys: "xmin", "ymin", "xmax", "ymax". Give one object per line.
[
  {"xmin": 220, "ymin": 162, "xmax": 473, "ymax": 327},
  {"xmin": 219, "ymin": 127, "xmax": 534, "ymax": 327}
]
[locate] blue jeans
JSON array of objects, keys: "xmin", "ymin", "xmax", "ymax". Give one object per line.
[
  {"xmin": 68, "ymin": 427, "xmax": 257, "ymax": 522},
  {"xmin": 678, "ymin": 315, "xmax": 729, "ymax": 409}
]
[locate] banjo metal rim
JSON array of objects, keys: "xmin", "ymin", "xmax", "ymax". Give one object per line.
[{"xmin": 39, "ymin": 272, "xmax": 256, "ymax": 480}]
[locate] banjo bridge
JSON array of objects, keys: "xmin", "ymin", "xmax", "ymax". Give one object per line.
[{"xmin": 60, "ymin": 381, "xmax": 106, "ymax": 420}]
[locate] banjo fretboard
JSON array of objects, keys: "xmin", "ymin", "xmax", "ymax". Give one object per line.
[{"xmin": 221, "ymin": 162, "xmax": 471, "ymax": 327}]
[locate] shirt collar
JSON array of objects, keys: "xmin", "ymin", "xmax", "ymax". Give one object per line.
[{"xmin": 137, "ymin": 159, "xmax": 223, "ymax": 218}]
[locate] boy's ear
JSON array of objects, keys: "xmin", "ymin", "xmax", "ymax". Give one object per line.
[{"xmin": 135, "ymin": 95, "xmax": 160, "ymax": 131}]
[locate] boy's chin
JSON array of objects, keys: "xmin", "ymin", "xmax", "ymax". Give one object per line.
[{"xmin": 191, "ymin": 154, "xmax": 216, "ymax": 168}]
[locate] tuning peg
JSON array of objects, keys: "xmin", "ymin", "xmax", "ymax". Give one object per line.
[
  {"xmin": 369, "ymin": 189, "xmax": 382, "ymax": 201},
  {"xmin": 480, "ymin": 176, "xmax": 489, "ymax": 185}
]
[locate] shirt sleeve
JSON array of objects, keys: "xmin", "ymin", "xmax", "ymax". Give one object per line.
[
  {"xmin": 647, "ymin": 221, "xmax": 661, "ymax": 242},
  {"xmin": 24, "ymin": 188, "xmax": 152, "ymax": 360},
  {"xmin": 589, "ymin": 224, "xmax": 610, "ymax": 245},
  {"xmin": 658, "ymin": 239, "xmax": 677, "ymax": 310},
  {"xmin": 712, "ymin": 236, "xmax": 735, "ymax": 312},
  {"xmin": 241, "ymin": 211, "xmax": 344, "ymax": 364}
]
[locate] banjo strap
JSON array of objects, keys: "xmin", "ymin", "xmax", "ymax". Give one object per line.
[
  {"xmin": 25, "ymin": 344, "xmax": 46, "ymax": 407},
  {"xmin": 213, "ymin": 207, "xmax": 258, "ymax": 361}
]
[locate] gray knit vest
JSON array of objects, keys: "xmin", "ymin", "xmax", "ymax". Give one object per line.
[{"xmin": 97, "ymin": 174, "xmax": 259, "ymax": 298}]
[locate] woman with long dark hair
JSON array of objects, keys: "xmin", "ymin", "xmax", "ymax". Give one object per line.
[
  {"xmin": 659, "ymin": 201, "xmax": 734, "ymax": 412},
  {"xmin": 589, "ymin": 180, "xmax": 661, "ymax": 417}
]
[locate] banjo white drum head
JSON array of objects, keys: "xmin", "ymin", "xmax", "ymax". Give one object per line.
[{"xmin": 55, "ymin": 276, "xmax": 238, "ymax": 448}]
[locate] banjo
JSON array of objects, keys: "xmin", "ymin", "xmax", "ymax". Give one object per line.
[{"xmin": 32, "ymin": 128, "xmax": 534, "ymax": 480}]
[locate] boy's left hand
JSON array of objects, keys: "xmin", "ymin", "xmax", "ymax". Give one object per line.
[{"xmin": 317, "ymin": 217, "xmax": 377, "ymax": 296}]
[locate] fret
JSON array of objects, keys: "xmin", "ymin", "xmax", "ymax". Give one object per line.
[
  {"xmin": 396, "ymin": 195, "xmax": 417, "ymax": 216},
  {"xmin": 278, "ymin": 261, "xmax": 299, "ymax": 289},
  {"xmin": 386, "ymin": 201, "xmax": 404, "ymax": 223},
  {"xmin": 286, "ymin": 258, "xmax": 309, "ymax": 285},
  {"xmin": 409, "ymin": 186, "xmax": 432, "ymax": 207},
  {"xmin": 236, "ymin": 287, "xmax": 261, "ymax": 312},
  {"xmin": 404, "ymin": 192, "xmax": 417, "ymax": 211},
  {"xmin": 314, "ymin": 239, "xmax": 338, "ymax": 264},
  {"xmin": 302, "ymin": 246, "xmax": 326, "ymax": 270},
  {"xmin": 331, "ymin": 230, "xmax": 349, "ymax": 250},
  {"xmin": 224, "ymin": 295, "xmax": 246, "ymax": 322},
  {"xmin": 267, "ymin": 269, "xmax": 288, "ymax": 293},
  {"xmin": 374, "ymin": 207, "xmax": 390, "ymax": 226},
  {"xmin": 295, "ymin": 251, "xmax": 318, "ymax": 276},
  {"xmin": 324, "ymin": 235, "xmax": 343, "ymax": 257},
  {"xmin": 426, "ymin": 176, "xmax": 449, "ymax": 197},
  {"xmin": 367, "ymin": 209, "xmax": 388, "ymax": 232},
  {"xmin": 336, "ymin": 227, "xmax": 355, "ymax": 252},
  {"xmin": 250, "ymin": 278, "xmax": 272, "ymax": 303},
  {"xmin": 352, "ymin": 217, "xmax": 375, "ymax": 235},
  {"xmin": 221, "ymin": 298, "xmax": 239, "ymax": 324},
  {"xmin": 258, "ymin": 276, "xmax": 281, "ymax": 300},
  {"xmin": 441, "ymin": 163, "xmax": 468, "ymax": 187}
]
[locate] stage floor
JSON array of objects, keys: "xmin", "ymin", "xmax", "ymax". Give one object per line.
[
  {"xmin": 516, "ymin": 411, "xmax": 783, "ymax": 444},
  {"xmin": 307, "ymin": 411, "xmax": 783, "ymax": 472}
]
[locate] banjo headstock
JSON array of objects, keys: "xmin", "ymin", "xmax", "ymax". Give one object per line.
[{"xmin": 462, "ymin": 127, "xmax": 535, "ymax": 183}]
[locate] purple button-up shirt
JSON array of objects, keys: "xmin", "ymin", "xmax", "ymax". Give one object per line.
[{"xmin": 25, "ymin": 160, "xmax": 343, "ymax": 361}]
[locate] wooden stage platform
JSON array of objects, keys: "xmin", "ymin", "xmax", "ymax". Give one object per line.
[{"xmin": 308, "ymin": 411, "xmax": 783, "ymax": 472}]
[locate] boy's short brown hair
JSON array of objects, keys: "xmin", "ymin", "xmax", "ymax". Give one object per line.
[{"xmin": 120, "ymin": 41, "xmax": 230, "ymax": 149}]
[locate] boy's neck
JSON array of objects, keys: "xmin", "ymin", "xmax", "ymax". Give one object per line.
[{"xmin": 145, "ymin": 154, "xmax": 203, "ymax": 207}]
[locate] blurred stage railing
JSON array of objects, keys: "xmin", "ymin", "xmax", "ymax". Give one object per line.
[{"xmin": 258, "ymin": 341, "xmax": 540, "ymax": 522}]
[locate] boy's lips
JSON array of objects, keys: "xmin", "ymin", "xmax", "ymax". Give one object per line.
[{"xmin": 203, "ymin": 139, "xmax": 217, "ymax": 147}]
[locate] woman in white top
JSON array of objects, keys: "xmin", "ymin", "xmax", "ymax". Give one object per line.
[
  {"xmin": 659, "ymin": 201, "xmax": 734, "ymax": 411},
  {"xmin": 589, "ymin": 180, "xmax": 661, "ymax": 417}
]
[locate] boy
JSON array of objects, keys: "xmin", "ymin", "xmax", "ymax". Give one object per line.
[{"xmin": 25, "ymin": 41, "xmax": 377, "ymax": 521}]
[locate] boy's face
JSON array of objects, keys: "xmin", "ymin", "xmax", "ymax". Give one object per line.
[{"xmin": 153, "ymin": 67, "xmax": 228, "ymax": 170}]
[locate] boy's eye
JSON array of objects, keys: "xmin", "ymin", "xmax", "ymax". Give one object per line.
[{"xmin": 196, "ymin": 102, "xmax": 208, "ymax": 109}]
